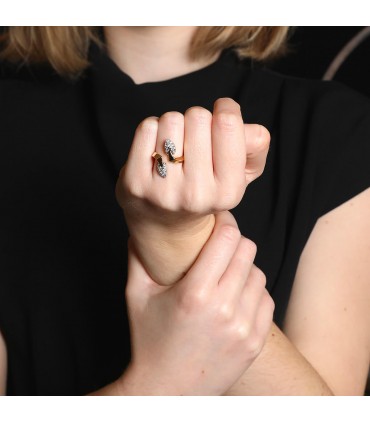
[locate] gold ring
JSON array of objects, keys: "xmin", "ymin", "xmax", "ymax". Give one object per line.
[
  {"xmin": 164, "ymin": 139, "xmax": 184, "ymax": 163},
  {"xmin": 152, "ymin": 152, "xmax": 167, "ymax": 178}
]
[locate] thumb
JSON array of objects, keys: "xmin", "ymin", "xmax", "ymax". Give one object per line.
[{"xmin": 244, "ymin": 123, "xmax": 270, "ymax": 184}]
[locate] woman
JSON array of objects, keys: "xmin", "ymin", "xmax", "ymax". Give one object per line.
[{"xmin": 0, "ymin": 27, "xmax": 369, "ymax": 395}]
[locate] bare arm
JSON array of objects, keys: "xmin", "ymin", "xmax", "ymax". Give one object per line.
[
  {"xmin": 280, "ymin": 188, "xmax": 370, "ymax": 395},
  {"xmin": 115, "ymin": 97, "xmax": 336, "ymax": 395},
  {"xmin": 93, "ymin": 98, "xmax": 269, "ymax": 395},
  {"xmin": 127, "ymin": 189, "xmax": 370, "ymax": 396},
  {"xmin": 92, "ymin": 210, "xmax": 274, "ymax": 396},
  {"xmin": 115, "ymin": 97, "xmax": 361, "ymax": 395},
  {"xmin": 223, "ymin": 190, "xmax": 370, "ymax": 395},
  {"xmin": 224, "ymin": 323, "xmax": 334, "ymax": 395},
  {"xmin": 125, "ymin": 215, "xmax": 333, "ymax": 395}
]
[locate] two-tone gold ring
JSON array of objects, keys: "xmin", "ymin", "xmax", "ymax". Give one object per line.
[{"xmin": 152, "ymin": 139, "xmax": 184, "ymax": 178}]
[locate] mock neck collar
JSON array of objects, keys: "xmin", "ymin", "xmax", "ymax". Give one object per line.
[{"xmin": 84, "ymin": 40, "xmax": 253, "ymax": 174}]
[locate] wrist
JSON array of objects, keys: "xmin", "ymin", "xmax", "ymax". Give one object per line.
[
  {"xmin": 127, "ymin": 212, "xmax": 216, "ymax": 244},
  {"xmin": 126, "ymin": 214, "xmax": 216, "ymax": 286}
]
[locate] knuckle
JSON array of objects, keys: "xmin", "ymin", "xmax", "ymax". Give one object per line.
[
  {"xmin": 218, "ymin": 190, "xmax": 241, "ymax": 211},
  {"xmin": 178, "ymin": 288, "xmax": 207, "ymax": 313},
  {"xmin": 263, "ymin": 291, "xmax": 275, "ymax": 313},
  {"xmin": 126, "ymin": 181, "xmax": 144, "ymax": 199},
  {"xmin": 185, "ymin": 106, "xmax": 212, "ymax": 125},
  {"xmin": 160, "ymin": 111, "xmax": 184, "ymax": 127},
  {"xmin": 154, "ymin": 188, "xmax": 178, "ymax": 212},
  {"xmin": 137, "ymin": 117, "xmax": 158, "ymax": 136},
  {"xmin": 117, "ymin": 171, "xmax": 144, "ymax": 200},
  {"xmin": 246, "ymin": 335, "xmax": 263, "ymax": 357},
  {"xmin": 247, "ymin": 165, "xmax": 267, "ymax": 183},
  {"xmin": 240, "ymin": 237, "xmax": 257, "ymax": 258},
  {"xmin": 181, "ymin": 187, "xmax": 205, "ymax": 214},
  {"xmin": 253, "ymin": 267, "xmax": 267, "ymax": 287},
  {"xmin": 232, "ymin": 248, "xmax": 249, "ymax": 271},
  {"xmin": 218, "ymin": 302, "xmax": 234, "ymax": 322},
  {"xmin": 233, "ymin": 321, "xmax": 251, "ymax": 341},
  {"xmin": 220, "ymin": 224, "xmax": 240, "ymax": 244},
  {"xmin": 215, "ymin": 111, "xmax": 239, "ymax": 131},
  {"xmin": 254, "ymin": 167, "xmax": 264, "ymax": 179},
  {"xmin": 253, "ymin": 267, "xmax": 267, "ymax": 289}
]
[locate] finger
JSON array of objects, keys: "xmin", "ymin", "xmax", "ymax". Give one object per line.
[
  {"xmin": 239, "ymin": 265, "xmax": 268, "ymax": 320},
  {"xmin": 182, "ymin": 106, "xmax": 213, "ymax": 186},
  {"xmin": 212, "ymin": 98, "xmax": 246, "ymax": 186},
  {"xmin": 180, "ymin": 210, "xmax": 240, "ymax": 292},
  {"xmin": 124, "ymin": 117, "xmax": 159, "ymax": 183},
  {"xmin": 154, "ymin": 111, "xmax": 185, "ymax": 184},
  {"xmin": 244, "ymin": 124, "xmax": 270, "ymax": 184},
  {"xmin": 218, "ymin": 236, "xmax": 257, "ymax": 301}
]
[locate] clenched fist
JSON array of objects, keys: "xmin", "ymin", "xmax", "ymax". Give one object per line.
[
  {"xmin": 115, "ymin": 97, "xmax": 270, "ymax": 285},
  {"xmin": 116, "ymin": 96, "xmax": 270, "ymax": 228}
]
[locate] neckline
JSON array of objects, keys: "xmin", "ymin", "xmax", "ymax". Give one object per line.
[
  {"xmin": 85, "ymin": 38, "xmax": 255, "ymax": 174},
  {"xmin": 87, "ymin": 40, "xmax": 242, "ymax": 91}
]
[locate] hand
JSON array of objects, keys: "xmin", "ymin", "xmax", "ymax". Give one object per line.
[
  {"xmin": 118, "ymin": 210, "xmax": 275, "ymax": 396},
  {"xmin": 115, "ymin": 97, "xmax": 270, "ymax": 285},
  {"xmin": 115, "ymin": 97, "xmax": 270, "ymax": 235}
]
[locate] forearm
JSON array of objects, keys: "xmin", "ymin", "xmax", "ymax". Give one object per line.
[
  {"xmin": 223, "ymin": 322, "xmax": 334, "ymax": 396},
  {"xmin": 126, "ymin": 211, "xmax": 334, "ymax": 395},
  {"xmin": 126, "ymin": 213, "xmax": 216, "ymax": 286},
  {"xmin": 91, "ymin": 323, "xmax": 335, "ymax": 396}
]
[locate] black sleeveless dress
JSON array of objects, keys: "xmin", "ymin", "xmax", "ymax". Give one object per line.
[{"xmin": 1, "ymin": 40, "xmax": 370, "ymax": 395}]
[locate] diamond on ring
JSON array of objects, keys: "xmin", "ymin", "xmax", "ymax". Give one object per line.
[
  {"xmin": 152, "ymin": 152, "xmax": 167, "ymax": 178},
  {"xmin": 156, "ymin": 160, "xmax": 167, "ymax": 178},
  {"xmin": 164, "ymin": 139, "xmax": 176, "ymax": 157}
]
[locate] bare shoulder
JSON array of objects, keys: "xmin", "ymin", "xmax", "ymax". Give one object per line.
[
  {"xmin": 0, "ymin": 329, "xmax": 6, "ymax": 395},
  {"xmin": 283, "ymin": 187, "xmax": 370, "ymax": 395}
]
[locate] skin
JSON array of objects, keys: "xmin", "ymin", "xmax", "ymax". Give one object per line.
[
  {"xmin": 103, "ymin": 27, "xmax": 221, "ymax": 85},
  {"xmin": 93, "ymin": 27, "xmax": 279, "ymax": 395},
  {"xmin": 1, "ymin": 27, "xmax": 369, "ymax": 396},
  {"xmin": 119, "ymin": 213, "xmax": 275, "ymax": 396},
  {"xmin": 109, "ymin": 27, "xmax": 370, "ymax": 395},
  {"xmin": 117, "ymin": 98, "xmax": 268, "ymax": 285},
  {"xmin": 91, "ymin": 210, "xmax": 275, "ymax": 396},
  {"xmin": 113, "ymin": 95, "xmax": 336, "ymax": 395}
]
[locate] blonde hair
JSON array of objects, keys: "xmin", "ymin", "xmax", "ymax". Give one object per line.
[{"xmin": 0, "ymin": 26, "xmax": 292, "ymax": 80}]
